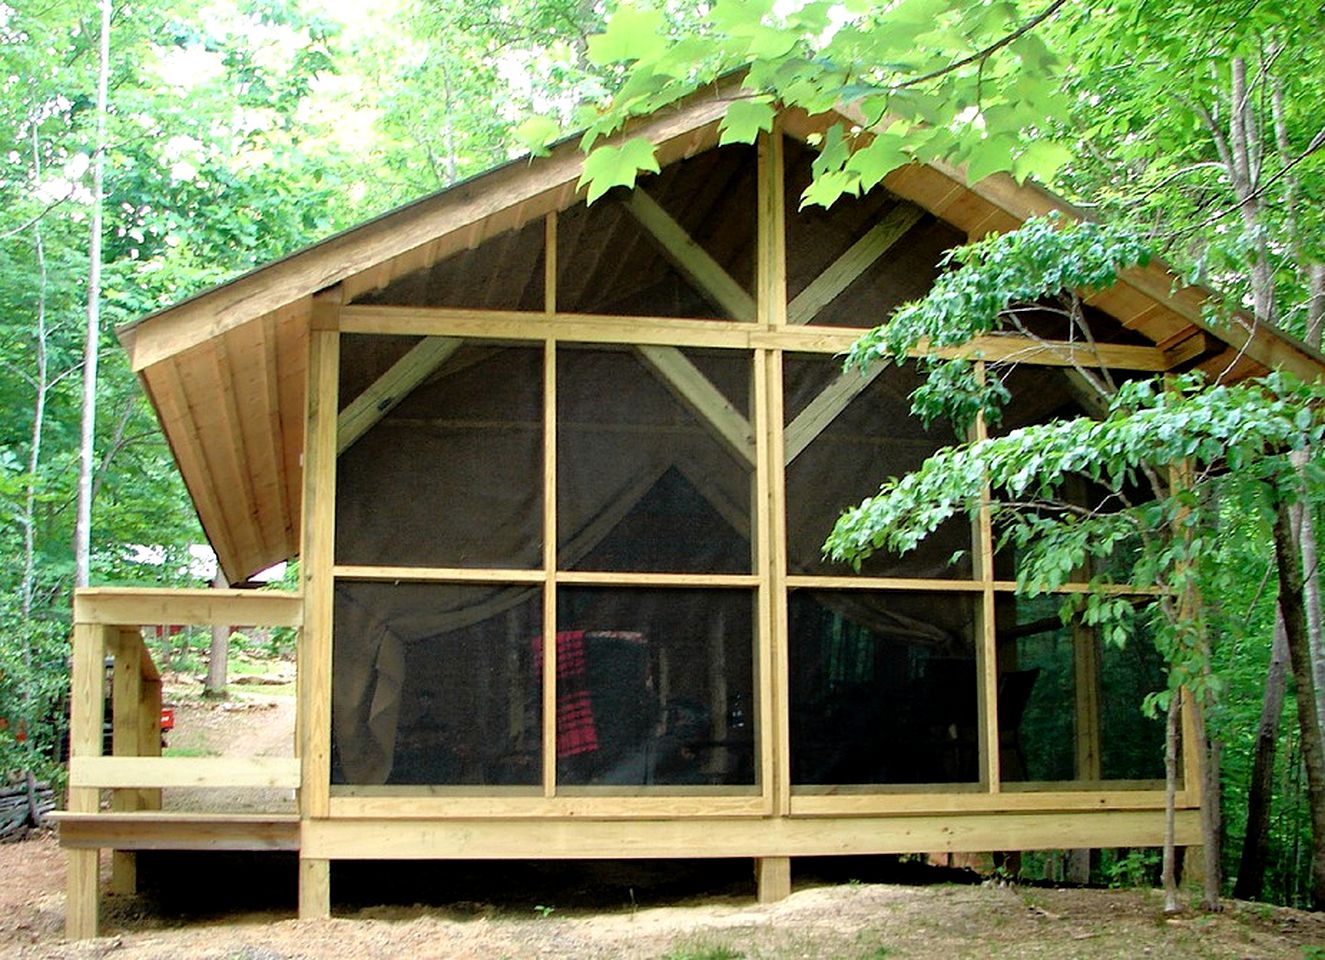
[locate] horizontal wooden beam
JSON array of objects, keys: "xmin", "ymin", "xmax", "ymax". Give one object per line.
[
  {"xmin": 302, "ymin": 809, "xmax": 1200, "ymax": 860},
  {"xmin": 622, "ymin": 190, "xmax": 757, "ymax": 321},
  {"xmin": 329, "ymin": 795, "xmax": 767, "ymax": 820},
  {"xmin": 337, "ymin": 336, "xmax": 463, "ymax": 454},
  {"xmin": 73, "ymin": 587, "xmax": 303, "ymax": 628},
  {"xmin": 52, "ymin": 812, "xmax": 300, "ymax": 851},
  {"xmin": 339, "ymin": 305, "xmax": 1177, "ymax": 371},
  {"xmin": 69, "ymin": 756, "xmax": 302, "ymax": 790},
  {"xmin": 788, "ymin": 203, "xmax": 925, "ymax": 325}
]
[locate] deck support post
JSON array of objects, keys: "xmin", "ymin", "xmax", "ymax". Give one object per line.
[
  {"xmin": 66, "ymin": 848, "xmax": 100, "ymax": 940},
  {"xmin": 299, "ymin": 857, "xmax": 331, "ymax": 920},
  {"xmin": 755, "ymin": 856, "xmax": 791, "ymax": 903}
]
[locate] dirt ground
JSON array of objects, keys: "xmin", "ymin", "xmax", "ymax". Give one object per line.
[
  {"xmin": 5, "ymin": 833, "xmax": 1325, "ymax": 960},
  {"xmin": 7, "ymin": 675, "xmax": 1325, "ymax": 958}
]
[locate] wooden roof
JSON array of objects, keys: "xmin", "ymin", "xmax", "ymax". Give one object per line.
[{"xmin": 120, "ymin": 78, "xmax": 1325, "ymax": 584}]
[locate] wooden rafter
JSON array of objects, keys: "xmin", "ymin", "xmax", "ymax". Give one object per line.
[
  {"xmin": 622, "ymin": 189, "xmax": 757, "ymax": 321},
  {"xmin": 787, "ymin": 202, "xmax": 925, "ymax": 325},
  {"xmin": 618, "ymin": 189, "xmax": 761, "ymax": 465},
  {"xmin": 336, "ymin": 336, "xmax": 463, "ymax": 455},
  {"xmin": 783, "ymin": 363, "xmax": 887, "ymax": 465},
  {"xmin": 635, "ymin": 345, "xmax": 756, "ymax": 465}
]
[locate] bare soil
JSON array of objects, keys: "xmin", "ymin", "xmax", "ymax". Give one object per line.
[{"xmin": 6, "ymin": 671, "xmax": 1325, "ymax": 959}]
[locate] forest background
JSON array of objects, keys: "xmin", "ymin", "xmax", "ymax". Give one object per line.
[{"xmin": 0, "ymin": 0, "xmax": 1321, "ymax": 910}]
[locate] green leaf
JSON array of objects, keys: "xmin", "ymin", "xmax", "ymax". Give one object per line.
[
  {"xmin": 718, "ymin": 96, "xmax": 775, "ymax": 145},
  {"xmin": 586, "ymin": 5, "xmax": 668, "ymax": 66},
  {"xmin": 962, "ymin": 134, "xmax": 1018, "ymax": 185},
  {"xmin": 512, "ymin": 115, "xmax": 561, "ymax": 157},
  {"xmin": 845, "ymin": 131, "xmax": 909, "ymax": 192},
  {"xmin": 577, "ymin": 137, "xmax": 661, "ymax": 204},
  {"xmin": 1013, "ymin": 140, "xmax": 1075, "ymax": 183}
]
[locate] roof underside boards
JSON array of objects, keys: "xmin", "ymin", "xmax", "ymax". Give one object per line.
[{"xmin": 121, "ymin": 84, "xmax": 1325, "ymax": 583}]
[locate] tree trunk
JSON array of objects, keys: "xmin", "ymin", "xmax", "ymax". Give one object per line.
[
  {"xmin": 204, "ymin": 573, "xmax": 230, "ymax": 698},
  {"xmin": 23, "ymin": 126, "xmax": 50, "ymax": 622},
  {"xmin": 1234, "ymin": 608, "xmax": 1291, "ymax": 900},
  {"xmin": 1162, "ymin": 689, "xmax": 1182, "ymax": 913},
  {"xmin": 74, "ymin": 0, "xmax": 112, "ymax": 588},
  {"xmin": 1273, "ymin": 498, "xmax": 1325, "ymax": 908}
]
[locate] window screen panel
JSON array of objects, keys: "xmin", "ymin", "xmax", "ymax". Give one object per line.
[
  {"xmin": 789, "ymin": 590, "xmax": 980, "ymax": 786},
  {"xmin": 784, "ymin": 355, "xmax": 972, "ymax": 579},
  {"xmin": 336, "ymin": 341, "xmax": 543, "ymax": 569},
  {"xmin": 558, "ymin": 346, "xmax": 753, "ymax": 574},
  {"xmin": 332, "ymin": 582, "xmax": 542, "ymax": 788},
  {"xmin": 554, "ymin": 587, "xmax": 756, "ymax": 789},
  {"xmin": 995, "ymin": 594, "xmax": 1076, "ymax": 783}
]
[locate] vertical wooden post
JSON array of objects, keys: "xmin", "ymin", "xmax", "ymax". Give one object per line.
[
  {"xmin": 66, "ymin": 617, "xmax": 107, "ymax": 938},
  {"xmin": 752, "ymin": 350, "xmax": 775, "ymax": 809},
  {"xmin": 544, "ymin": 212, "xmax": 558, "ymax": 314},
  {"xmin": 138, "ymin": 657, "xmax": 163, "ymax": 813},
  {"xmin": 969, "ymin": 364, "xmax": 1000, "ymax": 793},
  {"xmin": 755, "ymin": 856, "xmax": 791, "ymax": 903},
  {"xmin": 110, "ymin": 628, "xmax": 143, "ymax": 895},
  {"xmin": 756, "ymin": 125, "xmax": 790, "ymax": 831},
  {"xmin": 542, "ymin": 338, "xmax": 558, "ymax": 797},
  {"xmin": 298, "ymin": 287, "xmax": 341, "ymax": 919}
]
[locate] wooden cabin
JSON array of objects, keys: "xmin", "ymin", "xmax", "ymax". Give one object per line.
[{"xmin": 54, "ymin": 79, "xmax": 1325, "ymax": 938}]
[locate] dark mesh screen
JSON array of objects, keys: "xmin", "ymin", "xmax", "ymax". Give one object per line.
[
  {"xmin": 558, "ymin": 346, "xmax": 752, "ymax": 574},
  {"xmin": 554, "ymin": 587, "xmax": 756, "ymax": 788},
  {"xmin": 789, "ymin": 590, "xmax": 979, "ymax": 786},
  {"xmin": 995, "ymin": 595, "xmax": 1075, "ymax": 783},
  {"xmin": 784, "ymin": 354, "xmax": 972, "ymax": 578},
  {"xmin": 1100, "ymin": 632, "xmax": 1166, "ymax": 780},
  {"xmin": 994, "ymin": 593, "xmax": 1167, "ymax": 785},
  {"xmin": 332, "ymin": 582, "xmax": 542, "ymax": 787},
  {"xmin": 336, "ymin": 341, "xmax": 543, "ymax": 568}
]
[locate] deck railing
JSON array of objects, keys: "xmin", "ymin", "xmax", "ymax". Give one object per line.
[{"xmin": 58, "ymin": 586, "xmax": 304, "ymax": 939}]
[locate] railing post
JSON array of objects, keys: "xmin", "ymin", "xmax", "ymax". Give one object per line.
[
  {"xmin": 66, "ymin": 617, "xmax": 109, "ymax": 939},
  {"xmin": 110, "ymin": 627, "xmax": 143, "ymax": 895}
]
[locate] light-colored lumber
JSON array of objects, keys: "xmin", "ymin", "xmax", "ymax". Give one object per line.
[
  {"xmin": 338, "ymin": 305, "xmax": 1176, "ymax": 371},
  {"xmin": 110, "ymin": 629, "xmax": 143, "ymax": 895},
  {"xmin": 67, "ymin": 623, "xmax": 108, "ymax": 815},
  {"xmin": 622, "ymin": 189, "xmax": 756, "ymax": 321},
  {"xmin": 555, "ymin": 571, "xmax": 759, "ymax": 588},
  {"xmin": 782, "ymin": 362, "xmax": 886, "ymax": 465},
  {"xmin": 299, "ymin": 857, "xmax": 331, "ymax": 920},
  {"xmin": 970, "ymin": 368, "xmax": 1000, "ymax": 792},
  {"xmin": 333, "ymin": 565, "xmax": 545, "ymax": 583},
  {"xmin": 138, "ymin": 675, "xmax": 163, "ymax": 812},
  {"xmin": 789, "ymin": 787, "xmax": 1189, "ymax": 816},
  {"xmin": 300, "ymin": 294, "xmax": 340, "ymax": 820},
  {"xmin": 786, "ymin": 575, "xmax": 987, "ymax": 591},
  {"xmin": 1074, "ymin": 625, "xmax": 1103, "ymax": 782},
  {"xmin": 73, "ymin": 587, "xmax": 302, "ymax": 628},
  {"xmin": 65, "ymin": 848, "xmax": 98, "ymax": 940},
  {"xmin": 327, "ymin": 794, "xmax": 765, "ymax": 819},
  {"xmin": 70, "ymin": 756, "xmax": 301, "ymax": 790},
  {"xmin": 752, "ymin": 350, "xmax": 776, "ymax": 811},
  {"xmin": 336, "ymin": 336, "xmax": 463, "ymax": 455},
  {"xmin": 543, "ymin": 340, "xmax": 557, "ymax": 797},
  {"xmin": 755, "ymin": 857, "xmax": 791, "ymax": 902},
  {"xmin": 544, "ymin": 212, "xmax": 557, "ymax": 312},
  {"xmin": 787, "ymin": 202, "xmax": 925, "ymax": 325},
  {"xmin": 52, "ymin": 812, "xmax": 301, "ymax": 851},
  {"xmin": 635, "ymin": 344, "xmax": 756, "ymax": 466},
  {"xmin": 301, "ymin": 809, "xmax": 1202, "ymax": 860}
]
